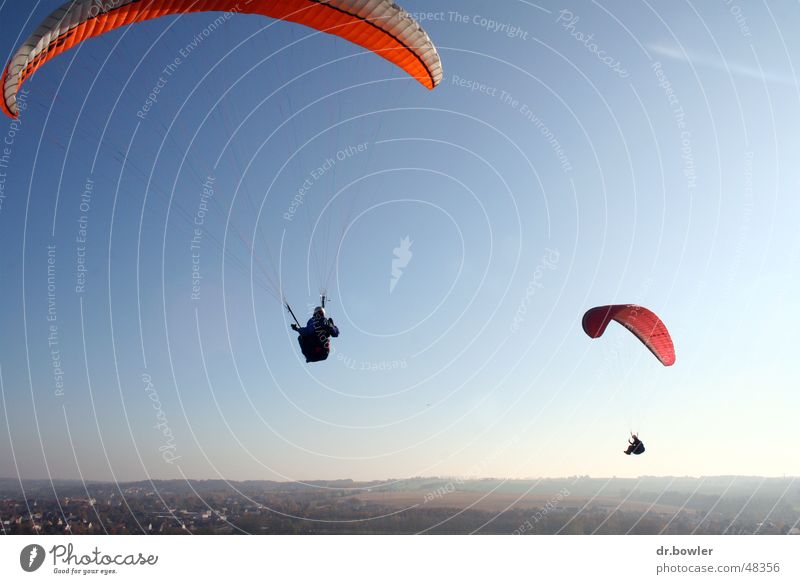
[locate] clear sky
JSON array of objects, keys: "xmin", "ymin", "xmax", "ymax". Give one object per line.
[{"xmin": 0, "ymin": 0, "xmax": 798, "ymax": 483}]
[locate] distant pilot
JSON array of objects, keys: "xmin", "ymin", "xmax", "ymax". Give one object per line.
[{"xmin": 624, "ymin": 433, "xmax": 645, "ymax": 455}]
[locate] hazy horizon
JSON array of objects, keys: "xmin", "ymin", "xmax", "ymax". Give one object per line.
[
  {"xmin": 3, "ymin": 473, "xmax": 798, "ymax": 484},
  {"xmin": 3, "ymin": 475, "xmax": 798, "ymax": 535}
]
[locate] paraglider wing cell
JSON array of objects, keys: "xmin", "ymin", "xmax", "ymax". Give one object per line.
[
  {"xmin": 582, "ymin": 304, "xmax": 675, "ymax": 366},
  {"xmin": 1, "ymin": 0, "xmax": 443, "ymax": 118}
]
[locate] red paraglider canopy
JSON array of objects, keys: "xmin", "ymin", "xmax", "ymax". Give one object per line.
[
  {"xmin": 582, "ymin": 304, "xmax": 675, "ymax": 366},
  {"xmin": 1, "ymin": 0, "xmax": 443, "ymax": 118}
]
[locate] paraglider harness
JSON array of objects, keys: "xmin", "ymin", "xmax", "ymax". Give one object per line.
[
  {"xmin": 624, "ymin": 433, "xmax": 645, "ymax": 455},
  {"xmin": 286, "ymin": 295, "xmax": 338, "ymax": 363}
]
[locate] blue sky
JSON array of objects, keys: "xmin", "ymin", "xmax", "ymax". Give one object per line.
[{"xmin": 0, "ymin": 0, "xmax": 798, "ymax": 482}]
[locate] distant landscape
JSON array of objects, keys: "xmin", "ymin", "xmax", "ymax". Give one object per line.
[{"xmin": 2, "ymin": 476, "xmax": 798, "ymax": 535}]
